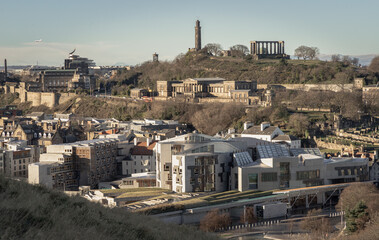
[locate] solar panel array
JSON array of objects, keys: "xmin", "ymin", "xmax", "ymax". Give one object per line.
[
  {"xmin": 257, "ymin": 144, "xmax": 290, "ymax": 159},
  {"xmin": 290, "ymin": 148, "xmax": 322, "ymax": 157},
  {"xmin": 234, "ymin": 152, "xmax": 254, "ymax": 166}
]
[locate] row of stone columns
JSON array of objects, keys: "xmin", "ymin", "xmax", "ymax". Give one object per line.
[
  {"xmin": 181, "ymin": 83, "xmax": 203, "ymax": 93},
  {"xmin": 250, "ymin": 41, "xmax": 285, "ymax": 55}
]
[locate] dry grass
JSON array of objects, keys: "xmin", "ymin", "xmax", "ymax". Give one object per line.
[{"xmin": 0, "ymin": 176, "xmax": 218, "ymax": 240}]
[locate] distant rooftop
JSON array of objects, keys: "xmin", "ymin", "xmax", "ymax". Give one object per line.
[
  {"xmin": 242, "ymin": 125, "xmax": 278, "ymax": 135},
  {"xmin": 54, "ymin": 138, "xmax": 118, "ymax": 147},
  {"xmin": 273, "ymin": 135, "xmax": 298, "ymax": 141},
  {"xmin": 191, "ymin": 77, "xmax": 225, "ymax": 81},
  {"xmin": 291, "ymin": 148, "xmax": 322, "ymax": 157}
]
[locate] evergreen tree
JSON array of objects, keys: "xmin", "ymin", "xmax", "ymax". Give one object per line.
[{"xmin": 346, "ymin": 201, "xmax": 369, "ymax": 233}]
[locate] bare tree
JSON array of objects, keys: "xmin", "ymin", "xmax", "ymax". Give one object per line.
[
  {"xmin": 200, "ymin": 209, "xmax": 231, "ymax": 232},
  {"xmin": 204, "ymin": 43, "xmax": 223, "ymax": 56},
  {"xmin": 300, "ymin": 209, "xmax": 332, "ymax": 239},
  {"xmin": 294, "ymin": 46, "xmax": 319, "ymax": 60},
  {"xmin": 240, "ymin": 206, "xmax": 257, "ymax": 224},
  {"xmin": 288, "ymin": 113, "xmax": 310, "ymax": 137},
  {"xmin": 336, "ymin": 182, "xmax": 379, "ymax": 216},
  {"xmin": 230, "ymin": 44, "xmax": 249, "ymax": 57},
  {"xmin": 368, "ymin": 56, "xmax": 379, "ymax": 73},
  {"xmin": 331, "ymin": 54, "xmax": 341, "ymax": 62}
]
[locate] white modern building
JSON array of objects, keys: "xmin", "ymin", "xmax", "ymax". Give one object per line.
[
  {"xmin": 242, "ymin": 122, "xmax": 301, "ymax": 148},
  {"xmin": 156, "ymin": 133, "xmax": 242, "ymax": 193},
  {"xmin": 232, "ymin": 144, "xmax": 369, "ymax": 192}
]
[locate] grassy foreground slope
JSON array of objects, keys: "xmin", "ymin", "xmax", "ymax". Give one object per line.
[{"xmin": 0, "ymin": 176, "xmax": 217, "ymax": 240}]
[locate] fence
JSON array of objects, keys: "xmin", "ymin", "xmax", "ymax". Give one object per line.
[{"xmin": 217, "ymin": 211, "xmax": 344, "ymax": 232}]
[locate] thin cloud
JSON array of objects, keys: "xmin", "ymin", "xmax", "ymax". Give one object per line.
[{"xmin": 1, "ymin": 41, "xmax": 129, "ymax": 66}]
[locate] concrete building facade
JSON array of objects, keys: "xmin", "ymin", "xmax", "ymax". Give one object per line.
[
  {"xmin": 232, "ymin": 144, "xmax": 369, "ymax": 192},
  {"xmin": 29, "ymin": 138, "xmax": 119, "ymax": 190}
]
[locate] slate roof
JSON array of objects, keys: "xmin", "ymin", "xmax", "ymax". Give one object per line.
[
  {"xmin": 242, "ymin": 126, "xmax": 278, "ymax": 135},
  {"xmin": 131, "ymin": 141, "xmax": 157, "ymax": 156},
  {"xmin": 273, "ymin": 135, "xmax": 298, "ymax": 141}
]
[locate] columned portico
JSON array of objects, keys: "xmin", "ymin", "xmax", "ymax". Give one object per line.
[{"xmin": 250, "ymin": 40, "xmax": 289, "ymax": 60}]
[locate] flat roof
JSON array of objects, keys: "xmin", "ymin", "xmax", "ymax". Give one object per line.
[{"xmin": 273, "ymin": 183, "xmax": 351, "ymax": 195}]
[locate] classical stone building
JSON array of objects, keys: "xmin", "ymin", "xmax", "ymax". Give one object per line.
[
  {"xmin": 362, "ymin": 84, "xmax": 379, "ymax": 107},
  {"xmin": 40, "ymin": 70, "xmax": 81, "ymax": 92},
  {"xmin": 157, "ymin": 78, "xmax": 257, "ymax": 104},
  {"xmin": 250, "ymin": 41, "xmax": 290, "ymax": 60},
  {"xmin": 130, "ymin": 88, "xmax": 148, "ymax": 99}
]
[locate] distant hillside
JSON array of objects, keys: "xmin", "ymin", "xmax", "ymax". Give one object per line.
[
  {"xmin": 108, "ymin": 51, "xmax": 364, "ymax": 90},
  {"xmin": 0, "ymin": 175, "xmax": 218, "ymax": 240},
  {"xmin": 318, "ymin": 54, "xmax": 378, "ymax": 66}
]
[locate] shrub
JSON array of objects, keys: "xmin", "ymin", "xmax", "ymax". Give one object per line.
[{"xmin": 200, "ymin": 209, "xmax": 231, "ymax": 232}]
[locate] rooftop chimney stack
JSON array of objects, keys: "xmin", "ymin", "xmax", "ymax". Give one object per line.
[
  {"xmin": 261, "ymin": 122, "xmax": 270, "ymax": 131},
  {"xmin": 244, "ymin": 122, "xmax": 254, "ymax": 131}
]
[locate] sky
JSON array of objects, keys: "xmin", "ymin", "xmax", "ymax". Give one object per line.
[{"xmin": 0, "ymin": 0, "xmax": 378, "ymax": 66}]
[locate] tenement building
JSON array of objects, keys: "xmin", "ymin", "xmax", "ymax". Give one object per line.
[
  {"xmin": 250, "ymin": 41, "xmax": 290, "ymax": 60},
  {"xmin": 0, "ymin": 140, "xmax": 36, "ymax": 178},
  {"xmin": 29, "ymin": 138, "xmax": 118, "ymax": 190},
  {"xmin": 156, "ymin": 78, "xmax": 257, "ymax": 104}
]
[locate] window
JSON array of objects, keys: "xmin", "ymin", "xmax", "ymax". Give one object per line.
[
  {"xmin": 164, "ymin": 164, "xmax": 170, "ymax": 171},
  {"xmin": 125, "ymin": 180, "xmax": 133, "ymax": 185},
  {"xmin": 296, "ymin": 170, "xmax": 320, "ymax": 180},
  {"xmin": 261, "ymin": 172, "xmax": 277, "ymax": 182},
  {"xmin": 248, "ymin": 173, "xmax": 258, "ymax": 189}
]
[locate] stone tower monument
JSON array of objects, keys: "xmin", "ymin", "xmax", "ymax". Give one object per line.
[
  {"xmin": 4, "ymin": 59, "xmax": 7, "ymax": 81},
  {"xmin": 195, "ymin": 20, "xmax": 201, "ymax": 51},
  {"xmin": 153, "ymin": 52, "xmax": 159, "ymax": 62}
]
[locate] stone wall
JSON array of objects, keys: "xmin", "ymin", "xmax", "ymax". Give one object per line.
[
  {"xmin": 314, "ymin": 138, "xmax": 350, "ymax": 151},
  {"xmin": 257, "ymin": 83, "xmax": 355, "ymax": 92},
  {"xmin": 335, "ymin": 131, "xmax": 379, "ymax": 144},
  {"xmin": 57, "ymin": 92, "xmax": 77, "ymax": 105},
  {"xmin": 19, "ymin": 90, "xmax": 76, "ymax": 108}
]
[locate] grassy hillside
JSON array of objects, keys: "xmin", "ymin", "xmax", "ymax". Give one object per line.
[
  {"xmin": 108, "ymin": 51, "xmax": 361, "ymax": 90},
  {"xmin": 0, "ymin": 176, "xmax": 218, "ymax": 240}
]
